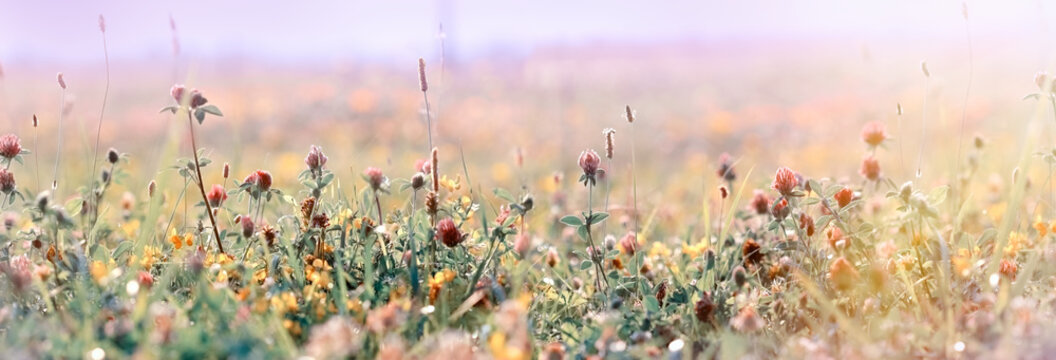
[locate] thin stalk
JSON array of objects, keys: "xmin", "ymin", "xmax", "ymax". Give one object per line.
[
  {"xmin": 422, "ymin": 92, "xmax": 434, "ymax": 155},
  {"xmin": 89, "ymin": 25, "xmax": 111, "ymax": 222},
  {"xmin": 186, "ymin": 112, "xmax": 225, "ymax": 254},
  {"xmin": 586, "ymin": 182, "xmax": 609, "ymax": 295},
  {"xmin": 52, "ymin": 88, "xmax": 65, "ymax": 192}
]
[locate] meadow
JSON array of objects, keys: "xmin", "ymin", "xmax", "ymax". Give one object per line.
[{"xmin": 1, "ymin": 18, "xmax": 1056, "ymax": 359}]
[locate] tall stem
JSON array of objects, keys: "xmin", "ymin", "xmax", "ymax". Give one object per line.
[
  {"xmin": 586, "ymin": 182, "xmax": 608, "ymax": 295},
  {"xmin": 423, "ymin": 92, "xmax": 434, "ymax": 155},
  {"xmin": 187, "ymin": 112, "xmax": 225, "ymax": 254}
]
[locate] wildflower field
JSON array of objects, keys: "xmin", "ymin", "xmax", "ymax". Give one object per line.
[{"xmin": 3, "ymin": 3, "xmax": 1056, "ymax": 359}]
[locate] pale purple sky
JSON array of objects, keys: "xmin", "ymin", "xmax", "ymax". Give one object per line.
[{"xmin": 0, "ymin": 1, "xmax": 1053, "ymax": 64}]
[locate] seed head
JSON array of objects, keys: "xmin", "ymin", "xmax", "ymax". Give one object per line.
[
  {"xmin": 411, "ymin": 173, "xmax": 426, "ymax": 191},
  {"xmin": 32, "ymin": 115, "xmax": 37, "ymax": 128},
  {"xmin": 98, "ymin": 14, "xmax": 106, "ymax": 33},
  {"xmin": 0, "ymin": 169, "xmax": 14, "ymax": 194},
  {"xmin": 148, "ymin": 180, "xmax": 157, "ymax": 198},
  {"xmin": 435, "ymin": 218, "xmax": 464, "ymax": 248},
  {"xmin": 921, "ymin": 61, "xmax": 930, "ymax": 77},
  {"xmin": 716, "ymin": 153, "xmax": 736, "ymax": 182},
  {"xmin": 719, "ymin": 186, "xmax": 728, "ymax": 199},
  {"xmin": 625, "ymin": 105, "xmax": 635, "ymax": 123},
  {"xmin": 732, "ymin": 266, "xmax": 748, "ymax": 288},
  {"xmin": 546, "ymin": 248, "xmax": 559, "ymax": 267},
  {"xmin": 602, "ymin": 128, "xmax": 616, "ymax": 159},
  {"xmin": 0, "ymin": 134, "xmax": 22, "ymax": 159},
  {"xmin": 896, "ymin": 103, "xmax": 903, "ymax": 116},
  {"xmin": 771, "ymin": 167, "xmax": 798, "ymax": 196},
  {"xmin": 418, "ymin": 58, "xmax": 428, "ymax": 92},
  {"xmin": 57, "ymin": 72, "xmax": 66, "ymax": 89},
  {"xmin": 431, "ymin": 147, "xmax": 439, "ymax": 192},
  {"xmin": 107, "ymin": 148, "xmax": 120, "ymax": 164},
  {"xmin": 223, "ymin": 163, "xmax": 230, "ymax": 179}
]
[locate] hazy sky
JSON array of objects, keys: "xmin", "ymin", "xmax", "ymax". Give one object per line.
[{"xmin": 0, "ymin": 1, "xmax": 1053, "ymax": 63}]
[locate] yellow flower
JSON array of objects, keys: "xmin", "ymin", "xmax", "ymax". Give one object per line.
[
  {"xmin": 90, "ymin": 260, "xmax": 108, "ymax": 284},
  {"xmin": 169, "ymin": 233, "xmax": 183, "ymax": 250},
  {"xmin": 440, "ymin": 174, "xmax": 462, "ymax": 192},
  {"xmin": 1004, "ymin": 231, "xmax": 1033, "ymax": 256},
  {"xmin": 682, "ymin": 241, "xmax": 708, "ymax": 259},
  {"xmin": 1036, "ymin": 220, "xmax": 1049, "ymax": 237}
]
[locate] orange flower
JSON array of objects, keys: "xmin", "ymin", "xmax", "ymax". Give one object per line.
[
  {"xmin": 828, "ymin": 257, "xmax": 859, "ymax": 291},
  {"xmin": 860, "ymin": 156, "xmax": 881, "ymax": 181},
  {"xmin": 771, "ymin": 167, "xmax": 798, "ymax": 196},
  {"xmin": 834, "ymin": 187, "xmax": 853, "ymax": 208}
]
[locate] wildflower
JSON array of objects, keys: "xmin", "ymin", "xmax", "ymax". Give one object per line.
[
  {"xmin": 435, "ymin": 218, "xmax": 464, "ymax": 247},
  {"xmin": 826, "ymin": 226, "xmax": 846, "ymax": 250},
  {"xmin": 206, "ymin": 184, "xmax": 227, "ymax": 208},
  {"xmin": 750, "ymin": 190, "xmax": 770, "ymax": 215},
  {"xmin": 798, "ymin": 213, "xmax": 815, "ymax": 236},
  {"xmin": 619, "ymin": 232, "xmax": 637, "ymax": 255},
  {"xmin": 0, "ymin": 134, "xmax": 22, "ymax": 160},
  {"xmin": 716, "ymin": 153, "xmax": 736, "ymax": 181},
  {"xmin": 999, "ymin": 259, "xmax": 1018, "ymax": 280},
  {"xmin": 771, "ymin": 198, "xmax": 790, "ymax": 219},
  {"xmin": 577, "ymin": 149, "xmax": 602, "ymax": 185},
  {"xmin": 439, "ymin": 175, "xmax": 461, "ymax": 192},
  {"xmin": 364, "ymin": 167, "xmax": 386, "ymax": 191},
  {"xmin": 243, "ymin": 170, "xmax": 272, "ymax": 196},
  {"xmin": 0, "ymin": 169, "xmax": 14, "ymax": 194},
  {"xmin": 834, "ymin": 187, "xmax": 853, "ymax": 208},
  {"xmin": 742, "ymin": 239, "xmax": 763, "ymax": 266},
  {"xmin": 546, "ymin": 248, "xmax": 559, "ymax": 267},
  {"xmin": 828, "ymin": 257, "xmax": 859, "ymax": 291},
  {"xmin": 305, "ymin": 145, "xmax": 327, "ymax": 172},
  {"xmin": 414, "ymin": 158, "xmax": 431, "ymax": 174},
  {"xmin": 138, "ymin": 271, "xmax": 154, "ymax": 289},
  {"xmin": 311, "ymin": 213, "xmax": 330, "ymax": 229},
  {"xmin": 730, "ymin": 306, "xmax": 764, "ymax": 332},
  {"xmin": 772, "ymin": 167, "xmax": 798, "ymax": 196},
  {"xmin": 860, "ymin": 156, "xmax": 881, "ymax": 181},
  {"xmin": 1035, "ymin": 220, "xmax": 1049, "ymax": 237},
  {"xmin": 239, "ymin": 215, "xmax": 255, "ymax": 238},
  {"xmin": 694, "ymin": 292, "xmax": 716, "ymax": 323},
  {"xmin": 861, "ymin": 122, "xmax": 887, "ymax": 147}
]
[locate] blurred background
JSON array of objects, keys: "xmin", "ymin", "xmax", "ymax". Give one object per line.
[{"xmin": 1, "ymin": 1, "xmax": 1055, "ymax": 218}]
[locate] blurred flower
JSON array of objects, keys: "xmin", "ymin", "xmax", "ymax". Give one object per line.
[
  {"xmin": 436, "ymin": 218, "xmax": 464, "ymax": 248},
  {"xmin": 619, "ymin": 232, "xmax": 637, "ymax": 255},
  {"xmin": 239, "ymin": 215, "xmax": 255, "ymax": 238},
  {"xmin": 828, "ymin": 257, "xmax": 859, "ymax": 291},
  {"xmin": 750, "ymin": 190, "xmax": 770, "ymax": 215},
  {"xmin": 546, "ymin": 248, "xmax": 559, "ymax": 267},
  {"xmin": 1000, "ymin": 259, "xmax": 1018, "ymax": 280},
  {"xmin": 860, "ymin": 156, "xmax": 881, "ymax": 181},
  {"xmin": 742, "ymin": 239, "xmax": 763, "ymax": 266},
  {"xmin": 694, "ymin": 292, "xmax": 716, "ymax": 323},
  {"xmin": 834, "ymin": 187, "xmax": 853, "ymax": 208},
  {"xmin": 861, "ymin": 122, "xmax": 887, "ymax": 147},
  {"xmin": 0, "ymin": 134, "xmax": 22, "ymax": 159},
  {"xmin": 730, "ymin": 306, "xmax": 764, "ymax": 332},
  {"xmin": 798, "ymin": 213, "xmax": 815, "ymax": 237},
  {"xmin": 0, "ymin": 169, "xmax": 14, "ymax": 194},
  {"xmin": 772, "ymin": 167, "xmax": 798, "ymax": 196},
  {"xmin": 243, "ymin": 170, "xmax": 273, "ymax": 196},
  {"xmin": 206, "ymin": 184, "xmax": 227, "ymax": 208},
  {"xmin": 717, "ymin": 153, "xmax": 736, "ymax": 182},
  {"xmin": 364, "ymin": 167, "xmax": 386, "ymax": 191},
  {"xmin": 771, "ymin": 198, "xmax": 790, "ymax": 219}
]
